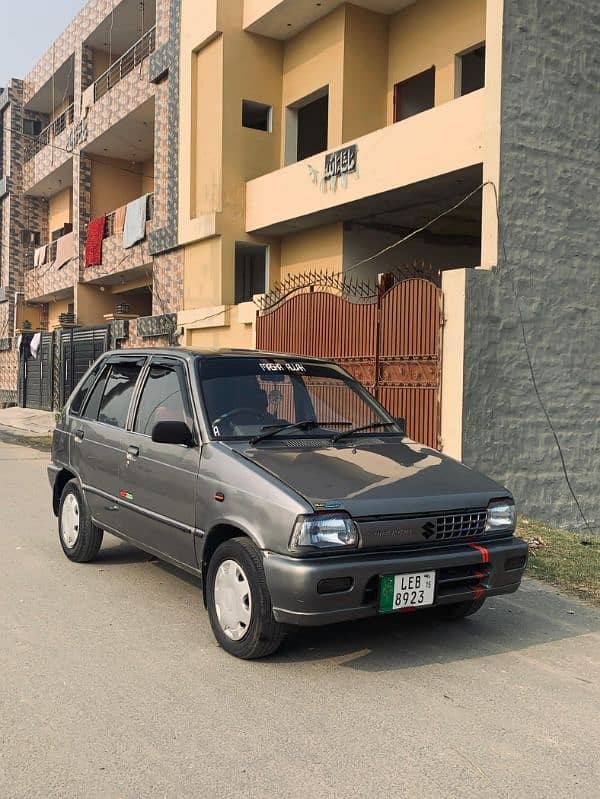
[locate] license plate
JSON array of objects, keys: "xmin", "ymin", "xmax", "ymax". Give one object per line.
[{"xmin": 379, "ymin": 571, "xmax": 435, "ymax": 613}]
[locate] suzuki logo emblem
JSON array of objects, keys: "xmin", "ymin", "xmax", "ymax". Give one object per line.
[{"xmin": 422, "ymin": 521, "xmax": 436, "ymax": 540}]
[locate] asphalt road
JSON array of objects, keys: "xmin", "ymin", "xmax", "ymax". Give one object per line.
[{"xmin": 1, "ymin": 441, "xmax": 599, "ymax": 799}]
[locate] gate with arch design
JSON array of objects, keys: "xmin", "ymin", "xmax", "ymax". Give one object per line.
[{"xmin": 256, "ymin": 275, "xmax": 443, "ymax": 449}]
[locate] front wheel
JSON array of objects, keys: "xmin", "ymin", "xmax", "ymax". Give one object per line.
[
  {"xmin": 206, "ymin": 537, "xmax": 285, "ymax": 659},
  {"xmin": 59, "ymin": 480, "xmax": 103, "ymax": 563}
]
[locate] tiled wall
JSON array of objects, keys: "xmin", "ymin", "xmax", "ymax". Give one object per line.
[{"xmin": 0, "ymin": 1, "xmax": 184, "ymax": 406}]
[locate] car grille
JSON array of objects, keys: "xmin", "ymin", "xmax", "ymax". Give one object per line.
[{"xmin": 433, "ymin": 510, "xmax": 487, "ymax": 541}]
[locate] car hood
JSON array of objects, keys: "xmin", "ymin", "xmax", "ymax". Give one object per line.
[{"xmin": 242, "ymin": 438, "xmax": 510, "ymax": 518}]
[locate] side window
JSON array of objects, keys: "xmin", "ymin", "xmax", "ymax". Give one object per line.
[
  {"xmin": 134, "ymin": 363, "xmax": 188, "ymax": 436},
  {"xmin": 97, "ymin": 362, "xmax": 143, "ymax": 428},
  {"xmin": 70, "ymin": 362, "xmax": 103, "ymax": 416},
  {"xmin": 81, "ymin": 366, "xmax": 110, "ymax": 421}
]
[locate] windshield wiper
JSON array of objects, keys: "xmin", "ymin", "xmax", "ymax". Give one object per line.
[
  {"xmin": 331, "ymin": 421, "xmax": 397, "ymax": 443},
  {"xmin": 250, "ymin": 419, "xmax": 319, "ymax": 445},
  {"xmin": 250, "ymin": 420, "xmax": 352, "ymax": 445}
]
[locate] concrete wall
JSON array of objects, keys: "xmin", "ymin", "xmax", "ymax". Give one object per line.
[
  {"xmin": 462, "ymin": 0, "xmax": 600, "ymax": 533},
  {"xmin": 48, "ymin": 187, "xmax": 73, "ymax": 235},
  {"xmin": 281, "ymin": 222, "xmax": 343, "ymax": 280},
  {"xmin": 90, "ymin": 156, "xmax": 145, "ymax": 218}
]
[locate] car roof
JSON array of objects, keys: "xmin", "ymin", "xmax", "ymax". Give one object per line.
[{"xmin": 101, "ymin": 347, "xmax": 334, "ymax": 364}]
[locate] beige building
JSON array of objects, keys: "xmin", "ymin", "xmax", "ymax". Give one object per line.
[{"xmin": 177, "ymin": 0, "xmax": 502, "ymax": 458}]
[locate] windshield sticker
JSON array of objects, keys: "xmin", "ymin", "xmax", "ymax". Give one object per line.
[
  {"xmin": 259, "ymin": 362, "xmax": 306, "ymax": 373},
  {"xmin": 213, "ymin": 425, "xmax": 221, "ymax": 437}
]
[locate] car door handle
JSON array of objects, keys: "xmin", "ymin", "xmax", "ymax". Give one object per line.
[
  {"xmin": 127, "ymin": 445, "xmax": 140, "ymax": 458},
  {"xmin": 74, "ymin": 429, "xmax": 85, "ymax": 441}
]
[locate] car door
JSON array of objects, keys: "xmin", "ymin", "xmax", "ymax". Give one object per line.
[
  {"xmin": 69, "ymin": 356, "xmax": 146, "ymax": 530},
  {"xmin": 118, "ymin": 356, "xmax": 200, "ymax": 568}
]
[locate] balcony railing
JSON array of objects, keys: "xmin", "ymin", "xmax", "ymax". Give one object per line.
[
  {"xmin": 28, "ymin": 230, "xmax": 73, "ymax": 269},
  {"xmin": 103, "ymin": 193, "xmax": 154, "ymax": 239},
  {"xmin": 26, "ymin": 104, "xmax": 75, "ymax": 159},
  {"xmin": 94, "ymin": 27, "xmax": 157, "ymax": 102}
]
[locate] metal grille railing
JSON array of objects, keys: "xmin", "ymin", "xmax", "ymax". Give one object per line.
[
  {"xmin": 93, "ymin": 27, "xmax": 156, "ymax": 102},
  {"xmin": 28, "ymin": 104, "xmax": 75, "ymax": 158},
  {"xmin": 103, "ymin": 193, "xmax": 154, "ymax": 239}
]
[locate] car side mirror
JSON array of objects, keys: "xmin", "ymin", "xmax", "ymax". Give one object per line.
[
  {"xmin": 151, "ymin": 420, "xmax": 195, "ymax": 447},
  {"xmin": 394, "ymin": 417, "xmax": 406, "ymax": 436}
]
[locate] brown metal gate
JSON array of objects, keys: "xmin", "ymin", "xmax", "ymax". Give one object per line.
[{"xmin": 256, "ymin": 277, "xmax": 443, "ymax": 449}]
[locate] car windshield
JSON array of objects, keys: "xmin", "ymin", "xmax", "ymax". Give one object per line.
[{"xmin": 197, "ymin": 356, "xmax": 399, "ymax": 441}]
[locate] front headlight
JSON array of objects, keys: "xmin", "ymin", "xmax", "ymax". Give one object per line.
[
  {"xmin": 486, "ymin": 500, "xmax": 516, "ymax": 533},
  {"xmin": 289, "ymin": 514, "xmax": 360, "ymax": 552}
]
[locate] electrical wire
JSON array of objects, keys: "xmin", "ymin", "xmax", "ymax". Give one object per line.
[
  {"xmin": 488, "ymin": 182, "xmax": 596, "ymax": 534},
  {"xmin": 344, "ymin": 181, "xmax": 489, "ymax": 274}
]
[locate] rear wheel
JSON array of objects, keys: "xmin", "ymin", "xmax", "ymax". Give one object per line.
[
  {"xmin": 59, "ymin": 480, "xmax": 103, "ymax": 563},
  {"xmin": 206, "ymin": 537, "xmax": 284, "ymax": 659},
  {"xmin": 436, "ymin": 596, "xmax": 486, "ymax": 620}
]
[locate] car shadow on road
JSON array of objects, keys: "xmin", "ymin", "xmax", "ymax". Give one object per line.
[
  {"xmin": 93, "ymin": 539, "xmax": 598, "ymax": 672},
  {"xmin": 94, "ymin": 539, "xmax": 160, "ymax": 567},
  {"xmin": 96, "ymin": 537, "xmax": 204, "ymax": 589},
  {"xmin": 271, "ymin": 583, "xmax": 599, "ymax": 671}
]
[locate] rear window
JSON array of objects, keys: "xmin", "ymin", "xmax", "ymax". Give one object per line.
[{"xmin": 70, "ymin": 362, "xmax": 104, "ymax": 416}]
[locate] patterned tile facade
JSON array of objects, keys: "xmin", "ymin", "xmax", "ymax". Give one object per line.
[{"xmin": 0, "ymin": 0, "xmax": 184, "ymax": 408}]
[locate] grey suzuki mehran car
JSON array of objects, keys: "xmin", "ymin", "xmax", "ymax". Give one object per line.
[{"xmin": 49, "ymin": 349, "xmax": 527, "ymax": 659}]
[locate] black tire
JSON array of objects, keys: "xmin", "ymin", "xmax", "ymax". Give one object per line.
[
  {"xmin": 58, "ymin": 480, "xmax": 104, "ymax": 563},
  {"xmin": 436, "ymin": 596, "xmax": 486, "ymax": 620},
  {"xmin": 206, "ymin": 537, "xmax": 285, "ymax": 659}
]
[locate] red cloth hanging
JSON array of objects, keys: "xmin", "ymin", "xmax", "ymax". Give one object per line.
[{"xmin": 85, "ymin": 215, "xmax": 106, "ymax": 267}]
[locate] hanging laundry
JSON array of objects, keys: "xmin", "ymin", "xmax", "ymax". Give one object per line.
[
  {"xmin": 19, "ymin": 332, "xmax": 34, "ymax": 360},
  {"xmin": 123, "ymin": 194, "xmax": 149, "ymax": 249},
  {"xmin": 85, "ymin": 215, "xmax": 106, "ymax": 267},
  {"xmin": 34, "ymin": 245, "xmax": 47, "ymax": 267},
  {"xmin": 55, "ymin": 232, "xmax": 74, "ymax": 270},
  {"xmin": 30, "ymin": 332, "xmax": 42, "ymax": 359},
  {"xmin": 114, "ymin": 204, "xmax": 127, "ymax": 235}
]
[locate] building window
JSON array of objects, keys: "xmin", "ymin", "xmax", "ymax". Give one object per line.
[
  {"xmin": 285, "ymin": 86, "xmax": 329, "ymax": 165},
  {"xmin": 235, "ymin": 243, "xmax": 267, "ymax": 304},
  {"xmin": 242, "ymin": 100, "xmax": 272, "ymax": 132},
  {"xmin": 393, "ymin": 67, "xmax": 435, "ymax": 122},
  {"xmin": 23, "ymin": 118, "xmax": 42, "ymax": 137},
  {"xmin": 457, "ymin": 45, "xmax": 486, "ymax": 96}
]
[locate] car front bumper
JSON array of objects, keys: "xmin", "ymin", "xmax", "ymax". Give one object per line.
[{"xmin": 264, "ymin": 537, "xmax": 528, "ymax": 626}]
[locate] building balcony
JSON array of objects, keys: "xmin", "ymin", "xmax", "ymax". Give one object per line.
[
  {"xmin": 23, "ymin": 29, "xmax": 156, "ymax": 194},
  {"xmin": 83, "ymin": 193, "xmax": 154, "ymax": 285},
  {"xmin": 24, "ymin": 232, "xmax": 78, "ymax": 304},
  {"xmin": 246, "ymin": 89, "xmax": 485, "ymax": 235},
  {"xmin": 25, "ymin": 104, "xmax": 75, "ymax": 161},
  {"xmin": 92, "ymin": 27, "xmax": 156, "ymax": 104}
]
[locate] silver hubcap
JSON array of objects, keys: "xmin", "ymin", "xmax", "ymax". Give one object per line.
[
  {"xmin": 214, "ymin": 560, "xmax": 252, "ymax": 641},
  {"xmin": 61, "ymin": 493, "xmax": 80, "ymax": 549}
]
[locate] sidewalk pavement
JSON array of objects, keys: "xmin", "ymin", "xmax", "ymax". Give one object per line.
[{"xmin": 0, "ymin": 406, "xmax": 56, "ymax": 436}]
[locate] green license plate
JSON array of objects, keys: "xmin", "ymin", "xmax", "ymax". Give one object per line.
[{"xmin": 379, "ymin": 571, "xmax": 436, "ymax": 613}]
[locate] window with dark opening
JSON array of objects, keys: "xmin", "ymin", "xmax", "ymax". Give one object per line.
[
  {"xmin": 393, "ymin": 67, "xmax": 435, "ymax": 122},
  {"xmin": 286, "ymin": 87, "xmax": 329, "ymax": 164},
  {"xmin": 458, "ymin": 45, "xmax": 486, "ymax": 96},
  {"xmin": 242, "ymin": 99, "xmax": 272, "ymax": 132},
  {"xmin": 235, "ymin": 243, "xmax": 267, "ymax": 304},
  {"xmin": 23, "ymin": 119, "xmax": 42, "ymax": 137},
  {"xmin": 297, "ymin": 92, "xmax": 328, "ymax": 161}
]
